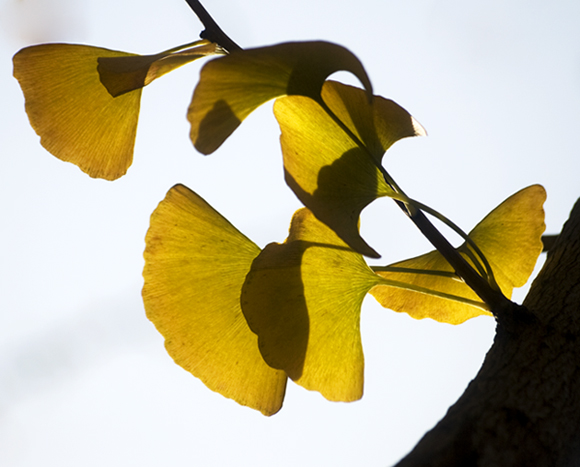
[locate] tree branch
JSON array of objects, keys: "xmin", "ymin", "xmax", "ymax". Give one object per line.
[{"xmin": 184, "ymin": 0, "xmax": 242, "ymax": 53}]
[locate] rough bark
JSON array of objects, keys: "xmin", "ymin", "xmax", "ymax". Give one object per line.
[{"xmin": 395, "ymin": 198, "xmax": 580, "ymax": 467}]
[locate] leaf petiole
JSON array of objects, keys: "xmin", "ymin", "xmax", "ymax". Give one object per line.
[
  {"xmin": 371, "ymin": 265, "xmax": 462, "ymax": 281},
  {"xmin": 373, "ymin": 276, "xmax": 490, "ymax": 312},
  {"xmin": 386, "ymin": 192, "xmax": 499, "ymax": 291}
]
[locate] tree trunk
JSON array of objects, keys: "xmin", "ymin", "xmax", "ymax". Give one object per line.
[{"xmin": 396, "ymin": 198, "xmax": 580, "ymax": 467}]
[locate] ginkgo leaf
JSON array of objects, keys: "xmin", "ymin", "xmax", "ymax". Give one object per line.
[
  {"xmin": 13, "ymin": 41, "xmax": 219, "ymax": 180},
  {"xmin": 142, "ymin": 184, "xmax": 287, "ymax": 416},
  {"xmin": 241, "ymin": 208, "xmax": 382, "ymax": 402},
  {"xmin": 370, "ymin": 185, "xmax": 547, "ymax": 324},
  {"xmin": 274, "ymin": 81, "xmax": 425, "ymax": 258},
  {"xmin": 188, "ymin": 41, "xmax": 372, "ymax": 154}
]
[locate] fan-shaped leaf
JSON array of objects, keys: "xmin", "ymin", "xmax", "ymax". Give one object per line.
[
  {"xmin": 274, "ymin": 81, "xmax": 425, "ymax": 258},
  {"xmin": 188, "ymin": 41, "xmax": 372, "ymax": 154},
  {"xmin": 241, "ymin": 208, "xmax": 381, "ymax": 402},
  {"xmin": 13, "ymin": 41, "xmax": 218, "ymax": 180},
  {"xmin": 143, "ymin": 185, "xmax": 287, "ymax": 416},
  {"xmin": 370, "ymin": 185, "xmax": 546, "ymax": 324}
]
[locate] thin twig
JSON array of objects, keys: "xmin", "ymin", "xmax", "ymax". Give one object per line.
[{"xmin": 184, "ymin": 0, "xmax": 242, "ymax": 53}]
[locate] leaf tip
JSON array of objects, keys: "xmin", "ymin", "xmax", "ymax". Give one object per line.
[{"xmin": 412, "ymin": 116, "xmax": 427, "ymax": 137}]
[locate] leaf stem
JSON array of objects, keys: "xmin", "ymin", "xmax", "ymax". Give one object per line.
[
  {"xmin": 371, "ymin": 265, "xmax": 461, "ymax": 280},
  {"xmin": 388, "ymin": 194, "xmax": 499, "ymax": 290},
  {"xmin": 184, "ymin": 0, "xmax": 243, "ymax": 53},
  {"xmin": 375, "ymin": 276, "xmax": 490, "ymax": 312},
  {"xmin": 376, "ymin": 153, "xmax": 508, "ymax": 310},
  {"xmin": 405, "ymin": 205, "xmax": 512, "ymax": 314}
]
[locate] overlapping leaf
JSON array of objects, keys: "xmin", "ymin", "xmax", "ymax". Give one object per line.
[
  {"xmin": 274, "ymin": 81, "xmax": 426, "ymax": 258},
  {"xmin": 188, "ymin": 41, "xmax": 372, "ymax": 154},
  {"xmin": 142, "ymin": 184, "xmax": 287, "ymax": 416},
  {"xmin": 241, "ymin": 208, "xmax": 382, "ymax": 402},
  {"xmin": 97, "ymin": 40, "xmax": 221, "ymax": 97},
  {"xmin": 13, "ymin": 41, "xmax": 219, "ymax": 180},
  {"xmin": 370, "ymin": 185, "xmax": 547, "ymax": 324}
]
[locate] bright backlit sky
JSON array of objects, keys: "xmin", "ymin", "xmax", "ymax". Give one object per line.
[{"xmin": 1, "ymin": 0, "xmax": 579, "ymax": 466}]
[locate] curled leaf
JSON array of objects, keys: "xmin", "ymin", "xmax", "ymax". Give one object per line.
[
  {"xmin": 370, "ymin": 185, "xmax": 547, "ymax": 324},
  {"xmin": 143, "ymin": 184, "xmax": 287, "ymax": 416},
  {"xmin": 13, "ymin": 41, "xmax": 219, "ymax": 180},
  {"xmin": 97, "ymin": 40, "xmax": 221, "ymax": 97},
  {"xmin": 188, "ymin": 41, "xmax": 372, "ymax": 154},
  {"xmin": 241, "ymin": 208, "xmax": 381, "ymax": 402},
  {"xmin": 275, "ymin": 81, "xmax": 425, "ymax": 258},
  {"xmin": 319, "ymin": 80, "xmax": 426, "ymax": 162}
]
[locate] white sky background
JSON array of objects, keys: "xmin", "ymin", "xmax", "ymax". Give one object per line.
[{"xmin": 1, "ymin": 0, "xmax": 579, "ymax": 465}]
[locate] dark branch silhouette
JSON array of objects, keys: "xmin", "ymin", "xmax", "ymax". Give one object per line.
[{"xmin": 184, "ymin": 0, "xmax": 242, "ymax": 53}]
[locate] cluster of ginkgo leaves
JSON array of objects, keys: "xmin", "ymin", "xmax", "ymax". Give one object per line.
[{"xmin": 13, "ymin": 31, "xmax": 546, "ymax": 415}]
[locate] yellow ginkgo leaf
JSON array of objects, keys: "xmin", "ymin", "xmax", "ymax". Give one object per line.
[
  {"xmin": 13, "ymin": 41, "xmax": 219, "ymax": 180},
  {"xmin": 274, "ymin": 81, "xmax": 425, "ymax": 258},
  {"xmin": 370, "ymin": 185, "xmax": 547, "ymax": 324},
  {"xmin": 188, "ymin": 41, "xmax": 372, "ymax": 154},
  {"xmin": 241, "ymin": 208, "xmax": 381, "ymax": 402},
  {"xmin": 143, "ymin": 184, "xmax": 287, "ymax": 416},
  {"xmin": 320, "ymin": 80, "xmax": 427, "ymax": 163}
]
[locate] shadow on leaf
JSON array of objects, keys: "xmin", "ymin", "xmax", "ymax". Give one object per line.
[
  {"xmin": 285, "ymin": 147, "xmax": 381, "ymax": 258},
  {"xmin": 195, "ymin": 99, "xmax": 242, "ymax": 154},
  {"xmin": 241, "ymin": 241, "xmax": 309, "ymax": 380},
  {"xmin": 241, "ymin": 208, "xmax": 379, "ymax": 401}
]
